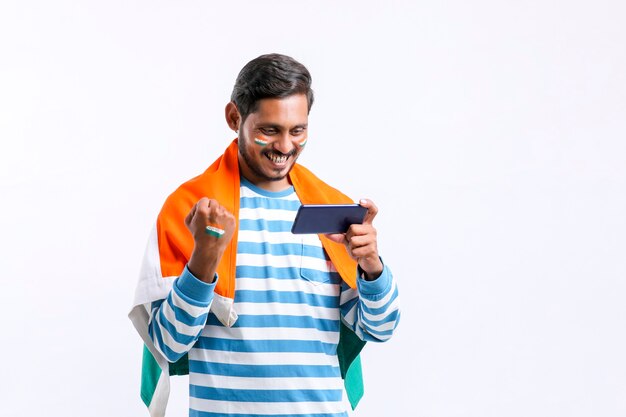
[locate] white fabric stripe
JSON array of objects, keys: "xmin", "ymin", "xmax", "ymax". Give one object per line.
[
  {"xmin": 361, "ymin": 296, "xmax": 400, "ymax": 321},
  {"xmin": 357, "ymin": 310, "xmax": 391, "ymax": 341},
  {"xmin": 147, "ymin": 367, "xmax": 170, "ymax": 417},
  {"xmin": 302, "ymin": 255, "xmax": 333, "ymax": 270},
  {"xmin": 128, "ymin": 304, "xmax": 171, "ymax": 417},
  {"xmin": 235, "ymin": 277, "xmax": 340, "ymax": 297},
  {"xmin": 190, "ymin": 375, "xmax": 344, "ymax": 391},
  {"xmin": 240, "ymin": 187, "xmax": 300, "ymax": 199},
  {"xmin": 362, "ymin": 317, "xmax": 399, "ymax": 332},
  {"xmin": 342, "ymin": 303, "xmax": 357, "ymax": 327},
  {"xmin": 238, "ymin": 230, "xmax": 297, "ymax": 244},
  {"xmin": 133, "ymin": 225, "xmax": 175, "ymax": 307},
  {"xmin": 161, "ymin": 299, "xmax": 208, "ymax": 338},
  {"xmin": 170, "ymin": 287, "xmax": 211, "ymax": 318},
  {"xmin": 239, "ymin": 206, "xmax": 298, "ymax": 221},
  {"xmin": 189, "ymin": 350, "xmax": 338, "ymax": 366},
  {"xmin": 340, "ymin": 281, "xmax": 400, "ymax": 340},
  {"xmin": 200, "ymin": 325, "xmax": 340, "ymax": 344},
  {"xmin": 235, "ymin": 252, "xmax": 332, "ymax": 271},
  {"xmin": 238, "ymin": 230, "xmax": 334, "ymax": 248},
  {"xmin": 300, "ymin": 233, "xmax": 322, "ymax": 246},
  {"xmin": 361, "ymin": 279, "xmax": 397, "ymax": 309},
  {"xmin": 153, "ymin": 309, "xmax": 195, "ymax": 356},
  {"xmin": 210, "ymin": 293, "xmax": 238, "ymax": 327},
  {"xmin": 235, "ymin": 302, "xmax": 340, "ymax": 321},
  {"xmin": 339, "ymin": 287, "xmax": 358, "ymax": 305},
  {"xmin": 190, "ymin": 398, "xmax": 345, "ymax": 415},
  {"xmin": 354, "ymin": 324, "xmax": 364, "ymax": 340}
]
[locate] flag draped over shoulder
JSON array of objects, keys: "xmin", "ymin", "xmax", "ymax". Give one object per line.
[{"xmin": 129, "ymin": 139, "xmax": 366, "ymax": 417}]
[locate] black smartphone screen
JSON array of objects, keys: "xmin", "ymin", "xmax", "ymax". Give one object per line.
[{"xmin": 291, "ymin": 204, "xmax": 367, "ymax": 234}]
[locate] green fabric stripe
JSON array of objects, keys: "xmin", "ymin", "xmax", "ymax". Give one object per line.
[
  {"xmin": 338, "ymin": 322, "xmax": 366, "ymax": 379},
  {"xmin": 338, "ymin": 321, "xmax": 366, "ymax": 409},
  {"xmin": 141, "ymin": 325, "xmax": 364, "ymax": 409},
  {"xmin": 140, "ymin": 345, "xmax": 162, "ymax": 407},
  {"xmin": 345, "ymin": 355, "xmax": 364, "ymax": 410},
  {"xmin": 169, "ymin": 353, "xmax": 189, "ymax": 376}
]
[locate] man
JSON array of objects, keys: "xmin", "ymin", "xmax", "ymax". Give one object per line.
[{"xmin": 130, "ymin": 53, "xmax": 400, "ymax": 417}]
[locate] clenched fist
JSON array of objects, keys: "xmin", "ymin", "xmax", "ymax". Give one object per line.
[{"xmin": 185, "ymin": 197, "xmax": 236, "ymax": 283}]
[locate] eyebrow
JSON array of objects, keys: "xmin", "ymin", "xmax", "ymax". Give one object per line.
[{"xmin": 256, "ymin": 123, "xmax": 308, "ymax": 130}]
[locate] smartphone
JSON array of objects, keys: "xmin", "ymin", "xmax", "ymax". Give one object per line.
[{"xmin": 291, "ymin": 204, "xmax": 368, "ymax": 234}]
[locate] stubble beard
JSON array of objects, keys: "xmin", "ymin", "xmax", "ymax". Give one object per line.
[{"xmin": 238, "ymin": 134, "xmax": 300, "ymax": 182}]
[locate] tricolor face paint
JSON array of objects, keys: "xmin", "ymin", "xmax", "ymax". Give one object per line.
[
  {"xmin": 254, "ymin": 137, "xmax": 269, "ymax": 146},
  {"xmin": 205, "ymin": 225, "xmax": 225, "ymax": 238},
  {"xmin": 253, "ymin": 136, "xmax": 307, "ymax": 147},
  {"xmin": 236, "ymin": 94, "xmax": 309, "ymax": 191}
]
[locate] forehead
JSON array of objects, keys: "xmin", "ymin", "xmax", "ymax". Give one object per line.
[{"xmin": 248, "ymin": 94, "xmax": 309, "ymax": 125}]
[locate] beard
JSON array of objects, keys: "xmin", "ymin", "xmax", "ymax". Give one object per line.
[{"xmin": 238, "ymin": 133, "xmax": 300, "ymax": 182}]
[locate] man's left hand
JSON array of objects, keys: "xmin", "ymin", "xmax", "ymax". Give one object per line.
[{"xmin": 325, "ymin": 199, "xmax": 384, "ymax": 281}]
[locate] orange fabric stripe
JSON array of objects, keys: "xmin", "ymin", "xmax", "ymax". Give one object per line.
[
  {"xmin": 289, "ymin": 164, "xmax": 358, "ymax": 289},
  {"xmin": 156, "ymin": 139, "xmax": 358, "ymax": 299}
]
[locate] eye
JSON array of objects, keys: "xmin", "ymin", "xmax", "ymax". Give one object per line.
[
  {"xmin": 260, "ymin": 128, "xmax": 277, "ymax": 135},
  {"xmin": 291, "ymin": 127, "xmax": 306, "ymax": 136}
]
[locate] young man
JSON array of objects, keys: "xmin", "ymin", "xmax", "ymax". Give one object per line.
[{"xmin": 130, "ymin": 54, "xmax": 400, "ymax": 417}]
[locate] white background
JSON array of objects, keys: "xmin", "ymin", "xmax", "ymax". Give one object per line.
[{"xmin": 1, "ymin": 1, "xmax": 625, "ymax": 416}]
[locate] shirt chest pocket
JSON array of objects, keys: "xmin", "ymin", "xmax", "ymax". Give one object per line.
[{"xmin": 299, "ymin": 235, "xmax": 332, "ymax": 285}]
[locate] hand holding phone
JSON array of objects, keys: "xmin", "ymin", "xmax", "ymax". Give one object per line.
[
  {"xmin": 323, "ymin": 199, "xmax": 384, "ymax": 280},
  {"xmin": 291, "ymin": 204, "xmax": 368, "ymax": 234}
]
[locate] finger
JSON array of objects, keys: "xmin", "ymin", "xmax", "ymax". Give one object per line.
[
  {"xmin": 359, "ymin": 199, "xmax": 378, "ymax": 225},
  {"xmin": 324, "ymin": 233, "xmax": 347, "ymax": 244},
  {"xmin": 193, "ymin": 197, "xmax": 209, "ymax": 220},
  {"xmin": 223, "ymin": 212, "xmax": 237, "ymax": 231},
  {"xmin": 216, "ymin": 204, "xmax": 228, "ymax": 222},
  {"xmin": 348, "ymin": 234, "xmax": 373, "ymax": 250},
  {"xmin": 206, "ymin": 199, "xmax": 220, "ymax": 224},
  {"xmin": 185, "ymin": 203, "xmax": 197, "ymax": 226},
  {"xmin": 346, "ymin": 223, "xmax": 376, "ymax": 240},
  {"xmin": 351, "ymin": 245, "xmax": 377, "ymax": 259},
  {"xmin": 195, "ymin": 197, "xmax": 209, "ymax": 218},
  {"xmin": 345, "ymin": 224, "xmax": 364, "ymax": 241}
]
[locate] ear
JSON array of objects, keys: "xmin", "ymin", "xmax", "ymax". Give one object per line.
[{"xmin": 225, "ymin": 102, "xmax": 241, "ymax": 132}]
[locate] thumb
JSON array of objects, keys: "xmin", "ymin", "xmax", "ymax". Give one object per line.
[{"xmin": 359, "ymin": 198, "xmax": 378, "ymax": 225}]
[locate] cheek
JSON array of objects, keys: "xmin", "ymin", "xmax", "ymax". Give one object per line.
[
  {"xmin": 253, "ymin": 133, "xmax": 272, "ymax": 147},
  {"xmin": 294, "ymin": 132, "xmax": 308, "ymax": 148}
]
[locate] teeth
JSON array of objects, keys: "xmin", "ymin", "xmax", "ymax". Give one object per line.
[{"xmin": 268, "ymin": 153, "xmax": 287, "ymax": 163}]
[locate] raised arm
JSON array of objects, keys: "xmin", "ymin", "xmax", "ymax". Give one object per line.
[{"xmin": 149, "ymin": 197, "xmax": 236, "ymax": 362}]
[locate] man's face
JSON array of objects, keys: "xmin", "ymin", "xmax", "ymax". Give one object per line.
[{"xmin": 237, "ymin": 94, "xmax": 309, "ymax": 191}]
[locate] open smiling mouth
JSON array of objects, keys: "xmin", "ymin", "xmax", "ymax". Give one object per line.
[{"xmin": 265, "ymin": 151, "xmax": 292, "ymax": 164}]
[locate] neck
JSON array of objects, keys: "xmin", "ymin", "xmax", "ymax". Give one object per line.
[{"xmin": 238, "ymin": 162, "xmax": 292, "ymax": 192}]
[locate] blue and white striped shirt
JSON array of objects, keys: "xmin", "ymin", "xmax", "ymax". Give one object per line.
[{"xmin": 149, "ymin": 178, "xmax": 400, "ymax": 417}]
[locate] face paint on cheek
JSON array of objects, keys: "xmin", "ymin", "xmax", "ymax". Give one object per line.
[
  {"xmin": 299, "ymin": 138, "xmax": 308, "ymax": 147},
  {"xmin": 254, "ymin": 137, "xmax": 269, "ymax": 146}
]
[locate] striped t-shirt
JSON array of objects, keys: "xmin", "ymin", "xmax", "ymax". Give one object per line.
[{"xmin": 149, "ymin": 178, "xmax": 400, "ymax": 417}]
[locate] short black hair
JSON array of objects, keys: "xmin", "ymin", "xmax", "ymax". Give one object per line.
[{"xmin": 230, "ymin": 53, "xmax": 314, "ymax": 122}]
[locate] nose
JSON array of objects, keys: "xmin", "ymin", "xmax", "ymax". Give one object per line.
[{"xmin": 272, "ymin": 132, "xmax": 296, "ymax": 154}]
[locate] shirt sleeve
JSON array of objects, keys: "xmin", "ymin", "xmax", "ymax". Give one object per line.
[
  {"xmin": 339, "ymin": 260, "xmax": 401, "ymax": 342},
  {"xmin": 148, "ymin": 265, "xmax": 218, "ymax": 362}
]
